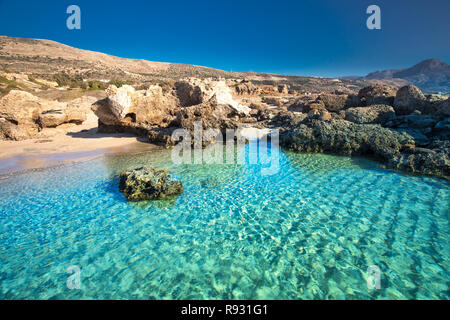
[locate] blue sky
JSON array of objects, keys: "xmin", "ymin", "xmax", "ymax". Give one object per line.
[{"xmin": 0, "ymin": 0, "xmax": 449, "ymax": 77}]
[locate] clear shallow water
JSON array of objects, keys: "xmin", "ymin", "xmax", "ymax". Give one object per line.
[{"xmin": 0, "ymin": 143, "xmax": 449, "ymax": 300}]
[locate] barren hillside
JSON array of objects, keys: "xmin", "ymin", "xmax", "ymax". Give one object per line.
[{"xmin": 0, "ymin": 36, "xmax": 384, "ymax": 93}]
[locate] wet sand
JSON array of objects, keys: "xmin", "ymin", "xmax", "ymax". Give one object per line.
[{"xmin": 0, "ymin": 127, "xmax": 160, "ymax": 175}]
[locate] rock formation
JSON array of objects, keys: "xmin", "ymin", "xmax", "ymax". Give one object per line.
[
  {"xmin": 0, "ymin": 90, "xmax": 89, "ymax": 140},
  {"xmin": 358, "ymin": 84, "xmax": 398, "ymax": 106},
  {"xmin": 93, "ymin": 78, "xmax": 253, "ymax": 146},
  {"xmin": 119, "ymin": 166, "xmax": 183, "ymax": 201},
  {"xmin": 345, "ymin": 105, "xmax": 395, "ymax": 124}
]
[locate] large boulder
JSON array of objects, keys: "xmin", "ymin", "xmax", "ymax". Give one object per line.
[
  {"xmin": 93, "ymin": 84, "xmax": 179, "ymax": 130},
  {"xmin": 105, "ymin": 85, "xmax": 135, "ymax": 120},
  {"xmin": 38, "ymin": 104, "xmax": 87, "ymax": 128},
  {"xmin": 316, "ymin": 94, "xmax": 349, "ymax": 112},
  {"xmin": 345, "ymin": 104, "xmax": 395, "ymax": 124},
  {"xmin": 0, "ymin": 90, "xmax": 86, "ymax": 140},
  {"xmin": 0, "ymin": 90, "xmax": 44, "ymax": 127},
  {"xmin": 435, "ymin": 98, "xmax": 450, "ymax": 118},
  {"xmin": 358, "ymin": 84, "xmax": 398, "ymax": 106},
  {"xmin": 394, "ymin": 85, "xmax": 427, "ymax": 115},
  {"xmin": 119, "ymin": 167, "xmax": 183, "ymax": 201}
]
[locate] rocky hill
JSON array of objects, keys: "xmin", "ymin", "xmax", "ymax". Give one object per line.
[
  {"xmin": 0, "ymin": 36, "xmax": 371, "ymax": 94},
  {"xmin": 353, "ymin": 59, "xmax": 450, "ymax": 93}
]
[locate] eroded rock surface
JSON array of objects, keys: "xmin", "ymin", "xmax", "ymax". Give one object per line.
[
  {"xmin": 119, "ymin": 167, "xmax": 183, "ymax": 201},
  {"xmin": 0, "ymin": 90, "xmax": 89, "ymax": 140}
]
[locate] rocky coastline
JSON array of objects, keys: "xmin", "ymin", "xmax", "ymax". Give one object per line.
[{"xmin": 1, "ymin": 76, "xmax": 449, "ymax": 178}]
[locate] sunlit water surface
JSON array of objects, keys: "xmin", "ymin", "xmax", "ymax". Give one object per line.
[{"xmin": 0, "ymin": 143, "xmax": 448, "ymax": 299}]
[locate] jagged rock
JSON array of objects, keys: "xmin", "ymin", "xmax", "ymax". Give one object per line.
[
  {"xmin": 278, "ymin": 84, "xmax": 289, "ymax": 94},
  {"xmin": 173, "ymin": 95, "xmax": 240, "ymax": 135},
  {"xmin": 280, "ymin": 119, "xmax": 414, "ymax": 162},
  {"xmin": 175, "ymin": 78, "xmax": 250, "ymax": 114},
  {"xmin": 270, "ymin": 111, "xmax": 307, "ymax": 128},
  {"xmin": 94, "ymin": 79, "xmax": 252, "ymax": 143},
  {"xmin": 262, "ymin": 96, "xmax": 289, "ymax": 107},
  {"xmin": 358, "ymin": 84, "xmax": 398, "ymax": 106},
  {"xmin": 119, "ymin": 167, "xmax": 183, "ymax": 201},
  {"xmin": 233, "ymin": 80, "xmax": 260, "ymax": 96},
  {"xmin": 308, "ymin": 109, "xmax": 331, "ymax": 121},
  {"xmin": 316, "ymin": 94, "xmax": 349, "ymax": 112},
  {"xmin": 394, "ymin": 85, "xmax": 427, "ymax": 115},
  {"xmin": 435, "ymin": 118, "xmax": 450, "ymax": 131},
  {"xmin": 0, "ymin": 90, "xmax": 86, "ymax": 140},
  {"xmin": 388, "ymin": 148, "xmax": 449, "ymax": 177},
  {"xmin": 0, "ymin": 118, "xmax": 33, "ymax": 140},
  {"xmin": 303, "ymin": 101, "xmax": 326, "ymax": 113},
  {"xmin": 249, "ymin": 102, "xmax": 274, "ymax": 121},
  {"xmin": 280, "ymin": 118, "xmax": 448, "ymax": 177},
  {"xmin": 435, "ymin": 98, "xmax": 450, "ymax": 118},
  {"xmin": 345, "ymin": 105, "xmax": 395, "ymax": 124},
  {"xmin": 286, "ymin": 95, "xmax": 316, "ymax": 113},
  {"xmin": 105, "ymin": 85, "xmax": 135, "ymax": 120},
  {"xmin": 390, "ymin": 112, "xmax": 437, "ymax": 129}
]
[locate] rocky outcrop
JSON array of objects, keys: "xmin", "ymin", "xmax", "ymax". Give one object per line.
[
  {"xmin": 280, "ymin": 119, "xmax": 414, "ymax": 161},
  {"xmin": 308, "ymin": 108, "xmax": 331, "ymax": 121},
  {"xmin": 358, "ymin": 84, "xmax": 398, "ymax": 106},
  {"xmin": 280, "ymin": 118, "xmax": 449, "ymax": 177},
  {"xmin": 93, "ymin": 78, "xmax": 253, "ymax": 146},
  {"xmin": 394, "ymin": 85, "xmax": 426, "ymax": 115},
  {"xmin": 388, "ymin": 148, "xmax": 449, "ymax": 177},
  {"xmin": 278, "ymin": 84, "xmax": 289, "ymax": 94},
  {"xmin": 231, "ymin": 80, "xmax": 260, "ymax": 96},
  {"xmin": 262, "ymin": 96, "xmax": 289, "ymax": 107},
  {"xmin": 0, "ymin": 90, "xmax": 88, "ymax": 140},
  {"xmin": 345, "ymin": 105, "xmax": 395, "ymax": 124},
  {"xmin": 173, "ymin": 95, "xmax": 241, "ymax": 133},
  {"xmin": 119, "ymin": 166, "xmax": 183, "ymax": 201},
  {"xmin": 316, "ymin": 93, "xmax": 349, "ymax": 112}
]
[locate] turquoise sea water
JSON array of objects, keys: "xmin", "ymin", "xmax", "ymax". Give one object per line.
[{"xmin": 0, "ymin": 142, "xmax": 449, "ymax": 299}]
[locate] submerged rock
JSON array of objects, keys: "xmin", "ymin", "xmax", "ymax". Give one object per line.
[{"xmin": 119, "ymin": 167, "xmax": 183, "ymax": 201}]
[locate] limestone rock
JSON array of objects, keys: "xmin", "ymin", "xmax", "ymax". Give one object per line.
[
  {"xmin": 105, "ymin": 85, "xmax": 135, "ymax": 120},
  {"xmin": 119, "ymin": 166, "xmax": 183, "ymax": 201}
]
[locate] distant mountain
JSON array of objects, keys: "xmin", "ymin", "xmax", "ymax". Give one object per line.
[{"xmin": 356, "ymin": 59, "xmax": 450, "ymax": 93}]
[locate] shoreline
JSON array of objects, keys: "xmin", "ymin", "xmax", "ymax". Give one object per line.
[{"xmin": 0, "ymin": 128, "xmax": 160, "ymax": 175}]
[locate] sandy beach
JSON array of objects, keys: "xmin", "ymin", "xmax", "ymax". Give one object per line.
[{"xmin": 0, "ymin": 117, "xmax": 159, "ymax": 175}]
